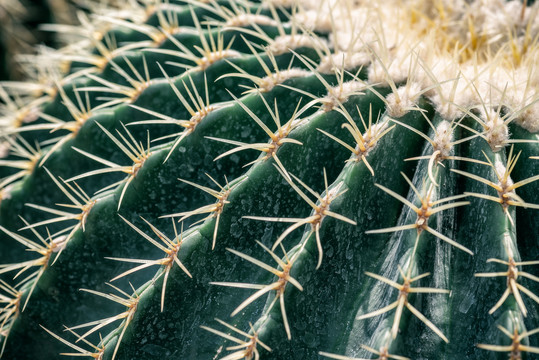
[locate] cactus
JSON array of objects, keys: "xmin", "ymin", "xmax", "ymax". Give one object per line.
[{"xmin": 0, "ymin": 0, "xmax": 539, "ymax": 359}]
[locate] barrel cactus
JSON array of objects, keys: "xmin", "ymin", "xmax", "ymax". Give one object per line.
[{"xmin": 0, "ymin": 0, "xmax": 538, "ymax": 359}]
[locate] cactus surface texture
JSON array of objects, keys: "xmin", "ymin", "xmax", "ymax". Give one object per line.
[{"xmin": 1, "ymin": 0, "xmax": 539, "ymax": 359}]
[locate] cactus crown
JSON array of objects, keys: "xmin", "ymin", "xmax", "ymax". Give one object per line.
[{"xmin": 0, "ymin": 0, "xmax": 538, "ymax": 359}]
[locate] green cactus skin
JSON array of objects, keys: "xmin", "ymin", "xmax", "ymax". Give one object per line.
[{"xmin": 1, "ymin": 1, "xmax": 539, "ymax": 359}]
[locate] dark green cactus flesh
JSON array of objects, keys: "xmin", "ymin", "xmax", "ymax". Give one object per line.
[{"xmin": 1, "ymin": 1, "xmax": 539, "ymax": 359}]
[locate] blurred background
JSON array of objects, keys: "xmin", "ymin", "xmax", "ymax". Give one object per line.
[{"xmin": 0, "ymin": 0, "xmax": 81, "ymax": 81}]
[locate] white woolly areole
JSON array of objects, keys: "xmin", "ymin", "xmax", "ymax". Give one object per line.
[
  {"xmin": 317, "ymin": 52, "xmax": 370, "ymax": 74},
  {"xmin": 432, "ymin": 101, "xmax": 464, "ymax": 122},
  {"xmin": 514, "ymin": 102, "xmax": 539, "ymax": 133},
  {"xmin": 225, "ymin": 14, "xmax": 280, "ymax": 28},
  {"xmin": 433, "ymin": 121, "xmax": 453, "ymax": 157},
  {"xmin": 482, "ymin": 109, "xmax": 509, "ymax": 152},
  {"xmin": 264, "ymin": 0, "xmax": 299, "ymax": 7},
  {"xmin": 258, "ymin": 68, "xmax": 311, "ymax": 92},
  {"xmin": 269, "ymin": 35, "xmax": 326, "ymax": 55},
  {"xmin": 294, "ymin": 9, "xmax": 333, "ymax": 32},
  {"xmin": 385, "ymin": 83, "xmax": 422, "ymax": 118},
  {"xmin": 198, "ymin": 50, "xmax": 241, "ymax": 70},
  {"xmin": 322, "ymin": 80, "xmax": 367, "ymax": 111},
  {"xmin": 356, "ymin": 118, "xmax": 390, "ymax": 157}
]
